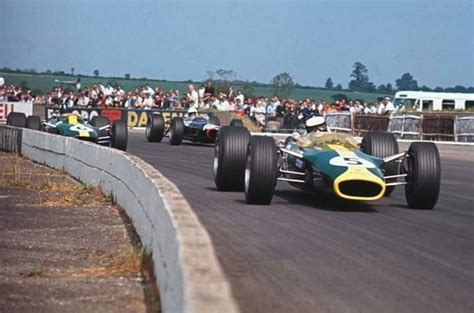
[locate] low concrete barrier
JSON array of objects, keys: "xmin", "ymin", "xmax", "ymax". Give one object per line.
[
  {"xmin": 0, "ymin": 125, "xmax": 22, "ymax": 153},
  {"xmin": 17, "ymin": 128, "xmax": 238, "ymax": 313}
]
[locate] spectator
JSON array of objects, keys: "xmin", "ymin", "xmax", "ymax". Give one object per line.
[
  {"xmin": 186, "ymin": 84, "xmax": 199, "ymax": 109},
  {"xmin": 383, "ymin": 96, "xmax": 394, "ymax": 113}
]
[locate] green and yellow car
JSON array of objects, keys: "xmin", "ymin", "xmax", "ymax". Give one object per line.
[
  {"xmin": 213, "ymin": 118, "xmax": 441, "ymax": 210},
  {"xmin": 7, "ymin": 112, "xmax": 128, "ymax": 151}
]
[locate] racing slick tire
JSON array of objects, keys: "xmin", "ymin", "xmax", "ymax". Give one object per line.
[
  {"xmin": 209, "ymin": 116, "xmax": 221, "ymax": 126},
  {"xmin": 169, "ymin": 118, "xmax": 184, "ymax": 145},
  {"xmin": 230, "ymin": 119, "xmax": 244, "ymax": 127},
  {"xmin": 404, "ymin": 142, "xmax": 441, "ymax": 210},
  {"xmin": 146, "ymin": 114, "xmax": 165, "ymax": 142},
  {"xmin": 214, "ymin": 126, "xmax": 251, "ymax": 191},
  {"xmin": 90, "ymin": 116, "xmax": 110, "ymax": 128},
  {"xmin": 245, "ymin": 136, "xmax": 278, "ymax": 205},
  {"xmin": 111, "ymin": 120, "xmax": 128, "ymax": 151},
  {"xmin": 26, "ymin": 115, "xmax": 42, "ymax": 130},
  {"xmin": 6, "ymin": 112, "xmax": 27, "ymax": 128},
  {"xmin": 361, "ymin": 131, "xmax": 399, "ymax": 196}
]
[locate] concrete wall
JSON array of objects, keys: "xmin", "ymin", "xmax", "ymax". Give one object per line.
[{"xmin": 20, "ymin": 128, "xmax": 238, "ymax": 313}]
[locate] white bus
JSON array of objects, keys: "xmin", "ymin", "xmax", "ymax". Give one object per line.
[{"xmin": 393, "ymin": 91, "xmax": 474, "ymax": 111}]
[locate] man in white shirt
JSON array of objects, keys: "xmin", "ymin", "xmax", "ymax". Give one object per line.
[
  {"xmin": 383, "ymin": 96, "xmax": 394, "ymax": 113},
  {"xmin": 186, "ymin": 84, "xmax": 199, "ymax": 109}
]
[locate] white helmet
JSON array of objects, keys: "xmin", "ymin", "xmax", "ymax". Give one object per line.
[
  {"xmin": 305, "ymin": 115, "xmax": 326, "ymax": 133},
  {"xmin": 187, "ymin": 107, "xmax": 198, "ymax": 116}
]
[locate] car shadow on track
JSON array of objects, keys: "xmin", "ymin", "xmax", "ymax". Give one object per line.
[{"xmin": 274, "ymin": 189, "xmax": 378, "ymax": 213}]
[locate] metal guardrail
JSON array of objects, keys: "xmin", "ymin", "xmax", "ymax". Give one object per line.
[{"xmin": 0, "ymin": 125, "xmax": 22, "ymax": 153}]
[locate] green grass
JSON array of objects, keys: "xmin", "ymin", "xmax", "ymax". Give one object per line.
[{"xmin": 1, "ymin": 71, "xmax": 390, "ymax": 102}]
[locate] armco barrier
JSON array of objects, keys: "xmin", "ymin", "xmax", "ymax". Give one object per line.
[
  {"xmin": 16, "ymin": 127, "xmax": 238, "ymax": 313},
  {"xmin": 0, "ymin": 125, "xmax": 22, "ymax": 153}
]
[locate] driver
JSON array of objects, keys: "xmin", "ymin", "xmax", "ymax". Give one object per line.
[{"xmin": 186, "ymin": 107, "xmax": 198, "ymax": 120}]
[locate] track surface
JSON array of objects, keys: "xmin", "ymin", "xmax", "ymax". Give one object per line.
[{"xmin": 128, "ymin": 132, "xmax": 473, "ymax": 313}]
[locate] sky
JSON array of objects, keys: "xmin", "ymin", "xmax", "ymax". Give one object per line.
[{"xmin": 0, "ymin": 0, "xmax": 473, "ymax": 88}]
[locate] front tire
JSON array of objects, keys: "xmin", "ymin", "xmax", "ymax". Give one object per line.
[
  {"xmin": 214, "ymin": 126, "xmax": 250, "ymax": 191},
  {"xmin": 245, "ymin": 136, "xmax": 278, "ymax": 205},
  {"xmin": 169, "ymin": 118, "xmax": 184, "ymax": 145},
  {"xmin": 404, "ymin": 142, "xmax": 441, "ymax": 209},
  {"xmin": 111, "ymin": 120, "xmax": 128, "ymax": 151},
  {"xmin": 6, "ymin": 112, "xmax": 27, "ymax": 128},
  {"xmin": 361, "ymin": 131, "xmax": 399, "ymax": 196},
  {"xmin": 26, "ymin": 115, "xmax": 42, "ymax": 130},
  {"xmin": 146, "ymin": 114, "xmax": 165, "ymax": 142},
  {"xmin": 230, "ymin": 119, "xmax": 244, "ymax": 127}
]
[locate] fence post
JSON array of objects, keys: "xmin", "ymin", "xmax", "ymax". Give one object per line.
[
  {"xmin": 419, "ymin": 114, "xmax": 424, "ymax": 140},
  {"xmin": 454, "ymin": 115, "xmax": 458, "ymax": 142}
]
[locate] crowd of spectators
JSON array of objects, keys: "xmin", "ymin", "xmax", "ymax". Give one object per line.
[
  {"xmin": 0, "ymin": 77, "xmax": 34, "ymax": 102},
  {"xmin": 1, "ymin": 76, "xmax": 398, "ymax": 128}
]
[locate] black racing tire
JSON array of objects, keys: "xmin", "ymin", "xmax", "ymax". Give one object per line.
[
  {"xmin": 214, "ymin": 126, "xmax": 251, "ymax": 191},
  {"xmin": 111, "ymin": 120, "xmax": 128, "ymax": 151},
  {"xmin": 209, "ymin": 116, "xmax": 220, "ymax": 126},
  {"xmin": 169, "ymin": 118, "xmax": 184, "ymax": 145},
  {"xmin": 361, "ymin": 131, "xmax": 399, "ymax": 196},
  {"xmin": 245, "ymin": 136, "xmax": 278, "ymax": 205},
  {"xmin": 90, "ymin": 116, "xmax": 110, "ymax": 128},
  {"xmin": 146, "ymin": 114, "xmax": 165, "ymax": 142},
  {"xmin": 6, "ymin": 112, "xmax": 27, "ymax": 128},
  {"xmin": 230, "ymin": 119, "xmax": 244, "ymax": 127},
  {"xmin": 26, "ymin": 115, "xmax": 42, "ymax": 130},
  {"xmin": 404, "ymin": 142, "xmax": 441, "ymax": 210}
]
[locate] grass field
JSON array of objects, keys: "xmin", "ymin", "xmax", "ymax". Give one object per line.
[{"xmin": 1, "ymin": 71, "xmax": 391, "ymax": 102}]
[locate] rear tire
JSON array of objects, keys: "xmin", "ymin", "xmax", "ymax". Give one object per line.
[
  {"xmin": 26, "ymin": 115, "xmax": 42, "ymax": 130},
  {"xmin": 6, "ymin": 112, "xmax": 27, "ymax": 128},
  {"xmin": 111, "ymin": 120, "xmax": 128, "ymax": 151},
  {"xmin": 209, "ymin": 116, "xmax": 220, "ymax": 126},
  {"xmin": 404, "ymin": 142, "xmax": 441, "ymax": 209},
  {"xmin": 169, "ymin": 118, "xmax": 184, "ymax": 145},
  {"xmin": 214, "ymin": 126, "xmax": 251, "ymax": 191},
  {"xmin": 230, "ymin": 119, "xmax": 244, "ymax": 127},
  {"xmin": 146, "ymin": 114, "xmax": 165, "ymax": 142},
  {"xmin": 245, "ymin": 136, "xmax": 278, "ymax": 204},
  {"xmin": 361, "ymin": 131, "xmax": 399, "ymax": 196}
]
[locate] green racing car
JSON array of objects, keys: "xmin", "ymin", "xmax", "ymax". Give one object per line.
[
  {"xmin": 213, "ymin": 116, "xmax": 441, "ymax": 209},
  {"xmin": 6, "ymin": 112, "xmax": 128, "ymax": 151}
]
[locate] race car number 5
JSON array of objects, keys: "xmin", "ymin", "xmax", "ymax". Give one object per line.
[{"xmin": 329, "ymin": 156, "xmax": 375, "ymax": 168}]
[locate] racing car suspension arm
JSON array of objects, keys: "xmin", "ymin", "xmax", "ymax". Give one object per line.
[
  {"xmin": 279, "ymin": 169, "xmax": 306, "ymax": 176},
  {"xmin": 383, "ymin": 152, "xmax": 407, "ymax": 164},
  {"xmin": 384, "ymin": 174, "xmax": 407, "ymax": 180},
  {"xmin": 280, "ymin": 148, "xmax": 304, "ymax": 159},
  {"xmin": 277, "ymin": 177, "xmax": 306, "ymax": 183},
  {"xmin": 385, "ymin": 181, "xmax": 408, "ymax": 186}
]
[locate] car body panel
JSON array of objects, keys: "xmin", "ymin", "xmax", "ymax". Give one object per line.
[{"xmin": 284, "ymin": 136, "xmax": 387, "ymax": 201}]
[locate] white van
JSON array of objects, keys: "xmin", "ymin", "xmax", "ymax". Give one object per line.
[{"xmin": 393, "ymin": 91, "xmax": 474, "ymax": 111}]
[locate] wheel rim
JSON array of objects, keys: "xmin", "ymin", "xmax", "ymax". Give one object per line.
[
  {"xmin": 146, "ymin": 120, "xmax": 151, "ymax": 138},
  {"xmin": 244, "ymin": 148, "xmax": 251, "ymax": 195},
  {"xmin": 213, "ymin": 139, "xmax": 220, "ymax": 178}
]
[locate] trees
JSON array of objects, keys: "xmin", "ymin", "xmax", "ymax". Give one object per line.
[
  {"xmin": 325, "ymin": 78, "xmax": 334, "ymax": 89},
  {"xmin": 377, "ymin": 83, "xmax": 394, "ymax": 93},
  {"xmin": 93, "ymin": 69, "xmax": 100, "ymax": 77},
  {"xmin": 71, "ymin": 67, "xmax": 75, "ymax": 76},
  {"xmin": 241, "ymin": 81, "xmax": 255, "ymax": 98},
  {"xmin": 349, "ymin": 62, "xmax": 375, "ymax": 92},
  {"xmin": 334, "ymin": 84, "xmax": 343, "ymax": 90},
  {"xmin": 270, "ymin": 72, "xmax": 295, "ymax": 99},
  {"xmin": 395, "ymin": 73, "xmax": 418, "ymax": 90},
  {"xmin": 124, "ymin": 73, "xmax": 131, "ymax": 80}
]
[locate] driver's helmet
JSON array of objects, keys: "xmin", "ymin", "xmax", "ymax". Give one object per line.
[
  {"xmin": 187, "ymin": 107, "xmax": 198, "ymax": 118},
  {"xmin": 305, "ymin": 115, "xmax": 326, "ymax": 133}
]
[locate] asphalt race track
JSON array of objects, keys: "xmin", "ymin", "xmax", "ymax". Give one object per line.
[{"xmin": 128, "ymin": 131, "xmax": 474, "ymax": 313}]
